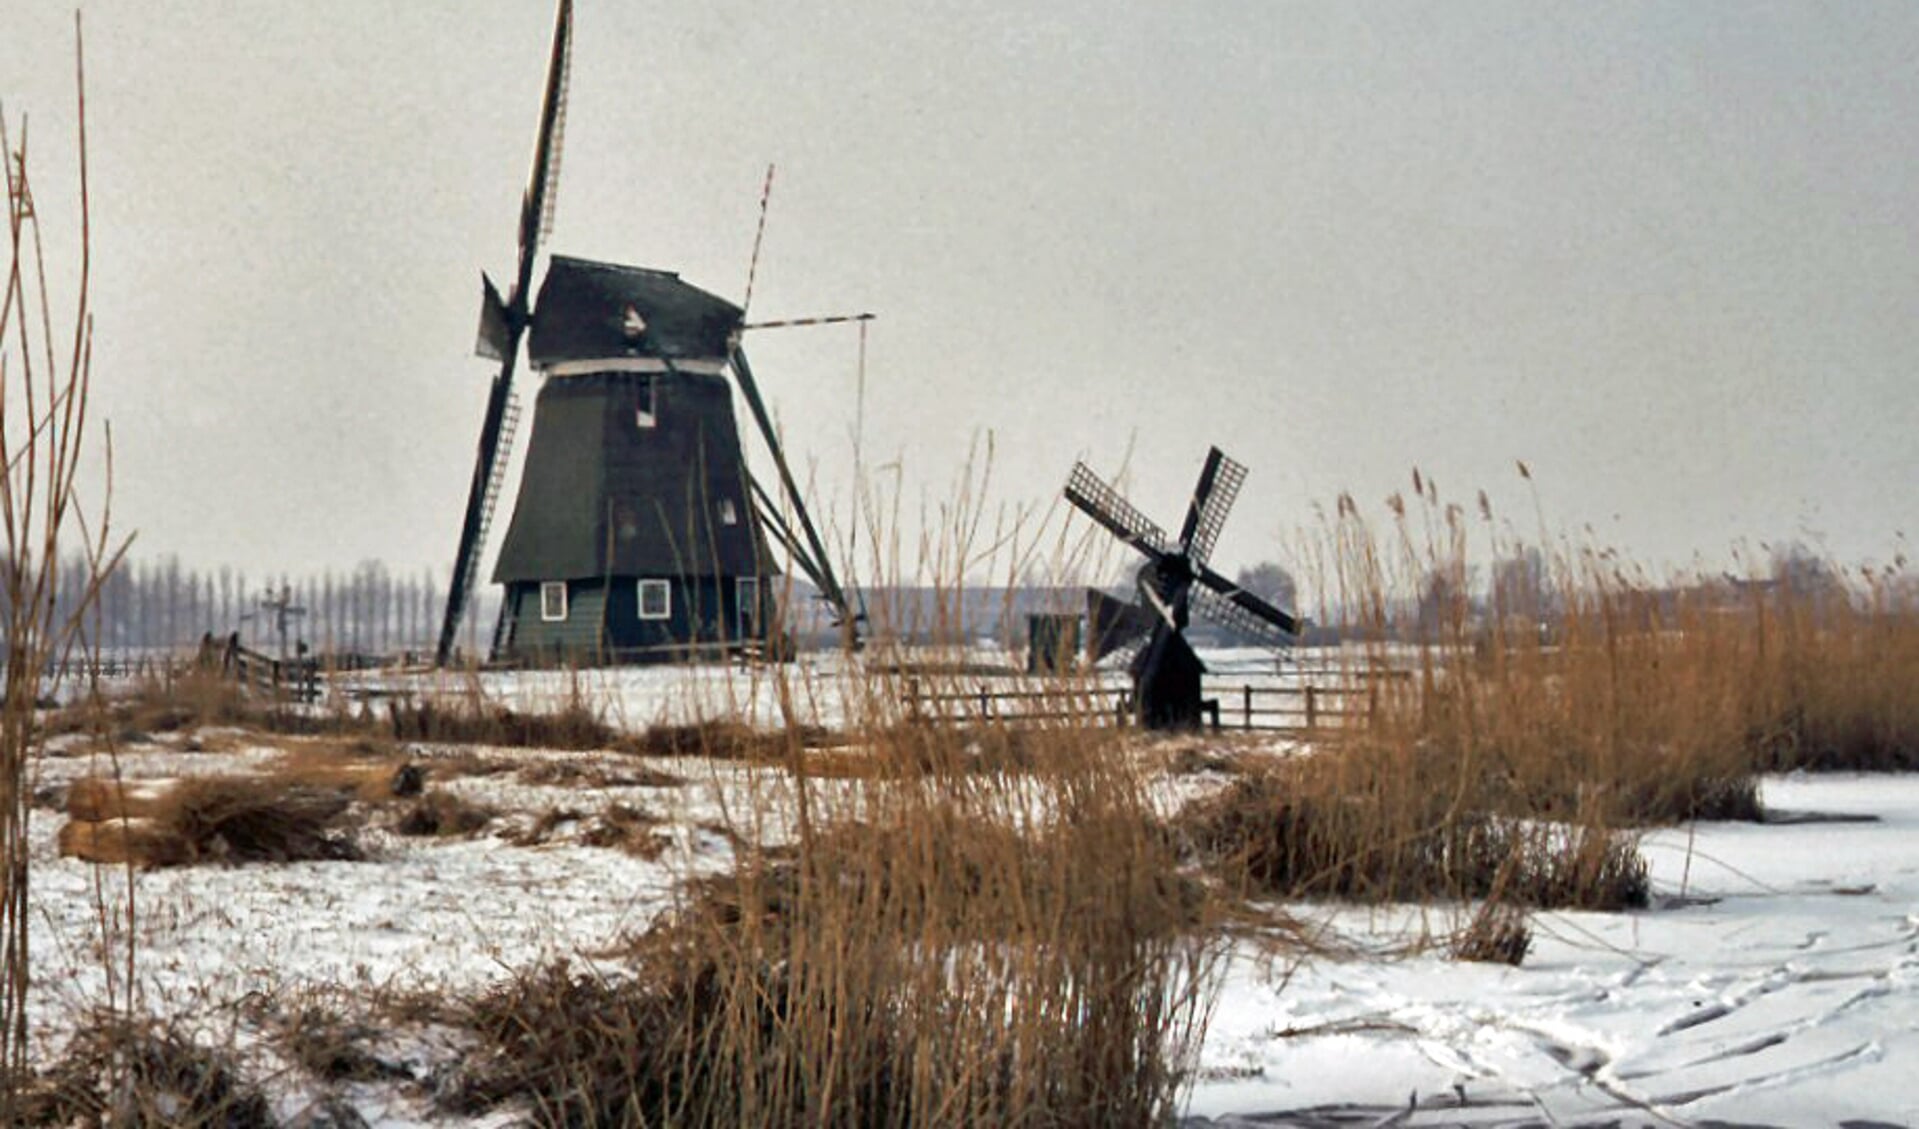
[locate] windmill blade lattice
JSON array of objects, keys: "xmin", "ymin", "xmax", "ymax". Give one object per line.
[
  {"xmin": 1184, "ymin": 450, "xmax": 1246, "ymax": 568},
  {"xmin": 1065, "ymin": 462, "xmax": 1171, "ymax": 558},
  {"xmin": 1189, "ymin": 583, "xmax": 1292, "ymax": 648},
  {"xmin": 535, "ymin": 14, "xmax": 571, "ymax": 241}
]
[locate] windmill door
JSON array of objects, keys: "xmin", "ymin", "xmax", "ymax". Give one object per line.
[{"xmin": 737, "ymin": 578, "xmax": 762, "ymax": 642}]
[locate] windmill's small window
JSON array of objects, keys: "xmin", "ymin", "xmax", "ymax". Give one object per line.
[
  {"xmin": 638, "ymin": 579, "xmax": 671, "ymax": 620},
  {"xmin": 539, "ymin": 581, "xmax": 568, "ymax": 622},
  {"xmin": 635, "ymin": 378, "xmax": 657, "ymax": 429},
  {"xmin": 720, "ymin": 499, "xmax": 738, "ymax": 525}
]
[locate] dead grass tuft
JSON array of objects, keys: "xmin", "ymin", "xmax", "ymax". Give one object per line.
[
  {"xmin": 579, "ymin": 803, "xmax": 671, "ymax": 859},
  {"xmin": 161, "ymin": 777, "xmax": 361, "ymax": 864},
  {"xmin": 515, "ymin": 758, "xmax": 685, "ymax": 789},
  {"xmin": 266, "ymin": 1002, "xmax": 410, "ymax": 1085},
  {"xmin": 1452, "ymin": 903, "xmax": 1532, "ymax": 966},
  {"xmin": 1165, "ymin": 743, "xmax": 1245, "ymax": 776},
  {"xmin": 45, "ymin": 669, "xmax": 353, "ymax": 746},
  {"xmin": 442, "ymin": 960, "xmax": 711, "ymax": 1122},
  {"xmin": 20, "ymin": 1013, "xmax": 275, "ymax": 1127},
  {"xmin": 387, "ymin": 696, "xmax": 616, "ymax": 751},
  {"xmin": 60, "ymin": 774, "xmax": 361, "ymax": 868},
  {"xmin": 394, "ymin": 790, "xmax": 496, "ymax": 838},
  {"xmin": 618, "ymin": 719, "xmax": 836, "ymax": 760}
]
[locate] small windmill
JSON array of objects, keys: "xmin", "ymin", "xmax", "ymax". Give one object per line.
[{"xmin": 1064, "ymin": 447, "xmax": 1298, "ymax": 729}]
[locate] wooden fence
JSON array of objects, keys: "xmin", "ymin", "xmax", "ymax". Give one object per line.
[
  {"xmin": 225, "ymin": 644, "xmax": 320, "ymax": 703},
  {"xmin": 901, "ymin": 670, "xmax": 1409, "ymax": 734}
]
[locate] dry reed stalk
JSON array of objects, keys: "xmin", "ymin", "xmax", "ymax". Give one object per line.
[
  {"xmin": 1303, "ymin": 482, "xmax": 1776, "ymax": 828},
  {"xmin": 452, "ymin": 716, "xmax": 1219, "ymax": 1126},
  {"xmin": 2, "ymin": 19, "xmax": 128, "ymax": 1105}
]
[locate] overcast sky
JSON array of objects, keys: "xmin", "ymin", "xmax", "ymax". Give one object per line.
[{"xmin": 3, "ymin": 1, "xmax": 1914, "ymax": 591}]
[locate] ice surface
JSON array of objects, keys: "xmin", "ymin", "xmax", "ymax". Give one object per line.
[{"xmin": 1188, "ymin": 773, "xmax": 1919, "ymax": 1126}]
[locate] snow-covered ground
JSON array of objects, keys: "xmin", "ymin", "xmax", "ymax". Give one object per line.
[
  {"xmin": 24, "ymin": 650, "xmax": 1919, "ymax": 1125},
  {"xmin": 1190, "ymin": 773, "xmax": 1919, "ymax": 1126}
]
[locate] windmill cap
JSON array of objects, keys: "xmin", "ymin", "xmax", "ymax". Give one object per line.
[{"xmin": 529, "ymin": 255, "xmax": 743, "ymax": 367}]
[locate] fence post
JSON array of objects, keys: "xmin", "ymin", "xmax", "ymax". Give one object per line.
[
  {"xmin": 906, "ymin": 677, "xmax": 920, "ymax": 721},
  {"xmin": 979, "ymin": 685, "xmax": 990, "ymax": 720},
  {"xmin": 1305, "ymin": 685, "xmax": 1317, "ymax": 731},
  {"xmin": 1243, "ymin": 684, "xmax": 1252, "ymax": 730}
]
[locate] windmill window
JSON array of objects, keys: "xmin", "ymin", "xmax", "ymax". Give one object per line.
[
  {"xmin": 638, "ymin": 579, "xmax": 672, "ymax": 620},
  {"xmin": 720, "ymin": 499, "xmax": 738, "ymax": 525},
  {"xmin": 635, "ymin": 378, "xmax": 657, "ymax": 429},
  {"xmin": 539, "ymin": 581, "xmax": 568, "ymax": 622}
]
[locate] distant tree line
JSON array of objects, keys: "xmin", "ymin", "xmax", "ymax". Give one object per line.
[{"xmin": 17, "ymin": 555, "xmax": 492, "ymax": 657}]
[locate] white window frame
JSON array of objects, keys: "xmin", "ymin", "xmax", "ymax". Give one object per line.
[
  {"xmin": 637, "ymin": 578, "xmax": 672, "ymax": 620},
  {"xmin": 720, "ymin": 498, "xmax": 738, "ymax": 526},
  {"xmin": 539, "ymin": 581, "xmax": 568, "ymax": 622}
]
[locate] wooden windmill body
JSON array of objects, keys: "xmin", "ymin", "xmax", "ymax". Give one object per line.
[
  {"xmin": 434, "ymin": 1, "xmax": 853, "ymax": 667},
  {"xmin": 490, "ymin": 257, "xmax": 776, "ymax": 663}
]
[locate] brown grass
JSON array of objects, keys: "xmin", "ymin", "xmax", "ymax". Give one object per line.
[
  {"xmin": 18, "ymin": 1013, "xmax": 274, "ymax": 1127},
  {"xmin": 159, "ymin": 777, "xmax": 360, "ymax": 864},
  {"xmin": 516, "ymin": 758, "xmax": 685, "ymax": 789},
  {"xmin": 387, "ymin": 694, "xmax": 616, "ymax": 750},
  {"xmin": 267, "ymin": 737, "xmax": 423, "ymax": 803},
  {"xmin": 1452, "ymin": 902, "xmax": 1532, "ymax": 966},
  {"xmin": 579, "ymin": 803, "xmax": 672, "ymax": 859},
  {"xmin": 1180, "ymin": 764, "xmax": 1648, "ymax": 910},
  {"xmin": 56, "ymin": 818, "xmax": 191, "ymax": 870},
  {"xmin": 394, "ymin": 790, "xmax": 496, "ymax": 838},
  {"xmin": 253, "ymin": 997, "xmax": 410, "ymax": 1086},
  {"xmin": 44, "ymin": 669, "xmax": 354, "ymax": 746},
  {"xmin": 444, "ymin": 716, "xmax": 1220, "ymax": 1126},
  {"xmin": 60, "ymin": 774, "xmax": 361, "ymax": 868},
  {"xmin": 1294, "ymin": 482, "xmax": 1918, "ymax": 842}
]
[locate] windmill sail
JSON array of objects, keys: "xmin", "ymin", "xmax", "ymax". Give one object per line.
[
  {"xmin": 436, "ymin": 0, "xmax": 574, "ymax": 667},
  {"xmin": 1064, "ymin": 462, "xmax": 1171, "ymax": 558},
  {"xmin": 1180, "ymin": 448, "xmax": 1245, "ymax": 567},
  {"xmin": 1190, "ymin": 569, "xmax": 1297, "ymax": 645},
  {"xmin": 475, "ymin": 274, "xmax": 512, "ymax": 361}
]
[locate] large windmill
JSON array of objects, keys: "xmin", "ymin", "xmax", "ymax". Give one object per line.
[
  {"xmin": 434, "ymin": 0, "xmax": 851, "ymax": 667},
  {"xmin": 1064, "ymin": 448, "xmax": 1298, "ymax": 729}
]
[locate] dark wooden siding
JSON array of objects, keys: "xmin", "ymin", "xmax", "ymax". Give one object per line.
[
  {"xmin": 503, "ymin": 574, "xmax": 776, "ymax": 664},
  {"xmin": 505, "ymin": 580, "xmax": 608, "ymax": 660}
]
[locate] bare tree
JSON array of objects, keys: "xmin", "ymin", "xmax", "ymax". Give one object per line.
[
  {"xmin": 1491, "ymin": 545, "xmax": 1551, "ymax": 623},
  {"xmin": 1234, "ymin": 561, "xmax": 1298, "ymax": 613}
]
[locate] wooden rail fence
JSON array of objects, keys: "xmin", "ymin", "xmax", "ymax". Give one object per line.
[{"xmin": 901, "ymin": 670, "xmax": 1409, "ymax": 733}]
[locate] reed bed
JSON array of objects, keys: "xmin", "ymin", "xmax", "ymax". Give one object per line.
[
  {"xmin": 1182, "ymin": 476, "xmax": 1917, "ymax": 931},
  {"xmin": 448, "ymin": 708, "xmax": 1220, "ymax": 1127}
]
